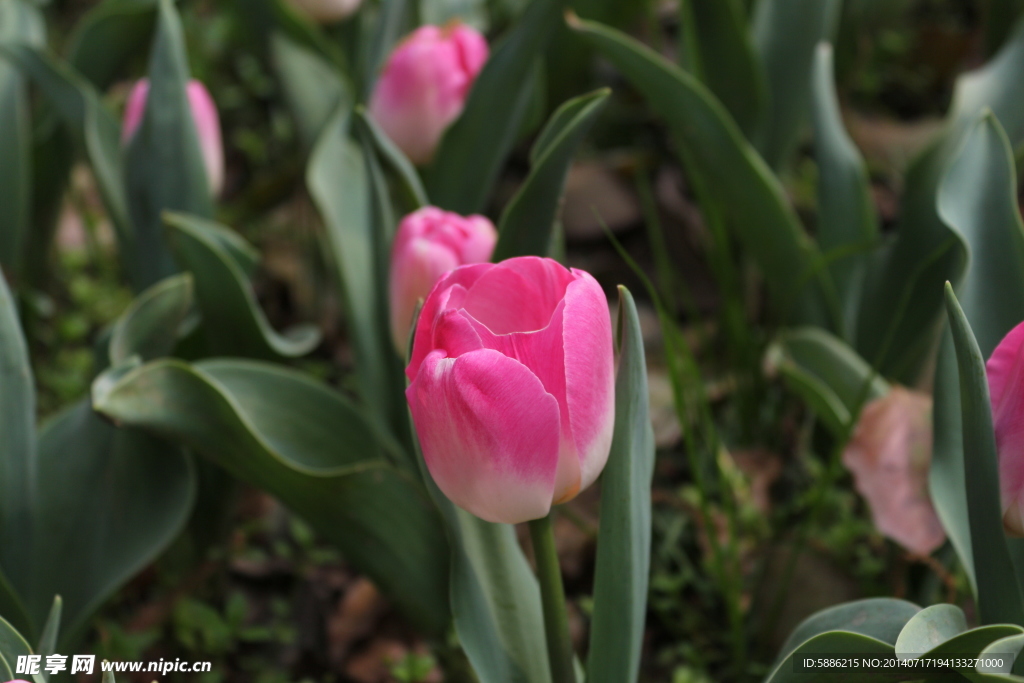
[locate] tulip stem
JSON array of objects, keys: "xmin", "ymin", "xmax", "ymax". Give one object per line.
[{"xmin": 529, "ymin": 513, "xmax": 576, "ymax": 683}]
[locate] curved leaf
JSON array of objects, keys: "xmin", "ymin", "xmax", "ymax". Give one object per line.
[
  {"xmin": 270, "ymin": 32, "xmax": 348, "ymax": 150},
  {"xmin": 569, "ymin": 15, "xmax": 835, "ymax": 328},
  {"xmin": 679, "ymin": 0, "xmax": 767, "ymax": 140},
  {"xmin": 857, "ymin": 21, "xmax": 1024, "ymax": 380},
  {"xmin": 354, "ymin": 107, "xmax": 427, "ymax": 211},
  {"xmin": 92, "ymin": 358, "xmax": 451, "ymax": 635},
  {"xmin": 0, "ymin": 616, "xmax": 33, "ymax": 681},
  {"xmin": 66, "ymin": 0, "xmax": 159, "ymax": 91},
  {"xmin": 751, "ymin": 0, "xmax": 841, "ymax": 169},
  {"xmin": 931, "ymin": 114, "xmax": 1024, "ymax": 596},
  {"xmin": 124, "ymin": 0, "xmax": 213, "ymax": 290},
  {"xmin": 109, "ymin": 273, "xmax": 195, "ymax": 365},
  {"xmin": 426, "ymin": 0, "xmax": 565, "ymax": 214},
  {"xmin": 765, "ymin": 327, "xmax": 889, "ymax": 436},
  {"xmin": 895, "ymin": 604, "xmax": 968, "ymax": 655},
  {"xmin": 587, "ymin": 286, "xmax": 654, "ymax": 683},
  {"xmin": 943, "ymin": 284, "xmax": 1024, "ymax": 626},
  {"xmin": 811, "ymin": 43, "xmax": 878, "ymax": 340},
  {"xmin": 766, "ymin": 631, "xmax": 900, "ymax": 683},
  {"xmin": 164, "ymin": 213, "xmax": 320, "ymax": 360},
  {"xmin": 493, "ymin": 88, "xmax": 609, "ymax": 261}
]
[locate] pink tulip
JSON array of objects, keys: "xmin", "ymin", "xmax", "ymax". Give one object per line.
[
  {"xmin": 368, "ymin": 23, "xmax": 489, "ymax": 166},
  {"xmin": 842, "ymin": 388, "xmax": 945, "ymax": 555},
  {"xmin": 405, "ymin": 257, "xmax": 615, "ymax": 524},
  {"xmin": 122, "ymin": 79, "xmax": 224, "ymax": 196},
  {"xmin": 286, "ymin": 0, "xmax": 362, "ymax": 23},
  {"xmin": 986, "ymin": 321, "xmax": 1024, "ymax": 535},
  {"xmin": 389, "ymin": 207, "xmax": 497, "ymax": 352}
]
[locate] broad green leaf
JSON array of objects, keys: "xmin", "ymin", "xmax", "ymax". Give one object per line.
[
  {"xmin": 570, "ymin": 16, "xmax": 835, "ymax": 328},
  {"xmin": 775, "ymin": 598, "xmax": 920, "ymax": 667},
  {"xmin": 919, "ymin": 624, "xmax": 1024, "ymax": 660},
  {"xmin": 34, "ymin": 597, "xmax": 60, "ymax": 683},
  {"xmin": 766, "ymin": 631, "xmax": 900, "ymax": 683},
  {"xmin": 0, "ymin": 268, "xmax": 36, "ymax": 600},
  {"xmin": 587, "ymin": 286, "xmax": 654, "ymax": 683},
  {"xmin": 970, "ymin": 634, "xmax": 1024, "ymax": 680},
  {"xmin": 492, "ymin": 89, "xmax": 608, "ymax": 261},
  {"xmin": 308, "ymin": 107, "xmax": 398, "ymax": 433},
  {"xmin": 92, "ymin": 358, "xmax": 451, "ymax": 635},
  {"xmin": 427, "ymin": 0, "xmax": 565, "ymax": 214},
  {"xmin": 765, "ymin": 327, "xmax": 889, "ymax": 436},
  {"xmin": 419, "ymin": 0, "xmax": 487, "ymax": 31},
  {"xmin": 124, "ymin": 0, "xmax": 213, "ymax": 290},
  {"xmin": 930, "ymin": 114, "xmax": 1024, "ymax": 596},
  {"xmin": 109, "ymin": 273, "xmax": 195, "ymax": 365},
  {"xmin": 164, "ymin": 213, "xmax": 320, "ymax": 360},
  {"xmin": 678, "ymin": 0, "xmax": 767, "ymax": 140},
  {"xmin": 0, "ymin": 616, "xmax": 33, "ymax": 682},
  {"xmin": 857, "ymin": 21, "xmax": 1024, "ymax": 381},
  {"xmin": 751, "ymin": 0, "xmax": 841, "ymax": 169},
  {"xmin": 0, "ymin": 0, "xmax": 44, "ymax": 281},
  {"xmin": 943, "ymin": 284, "xmax": 1024, "ymax": 626},
  {"xmin": 408, "ymin": 437, "xmax": 551, "ymax": 683},
  {"xmin": 32, "ymin": 401, "xmax": 195, "ymax": 644},
  {"xmin": 67, "ymin": 0, "xmax": 159, "ymax": 91},
  {"xmin": 895, "ymin": 604, "xmax": 968, "ymax": 654},
  {"xmin": 354, "ymin": 108, "xmax": 427, "ymax": 211},
  {"xmin": 0, "ymin": 46, "xmax": 131, "ymax": 252},
  {"xmin": 270, "ymin": 32, "xmax": 349, "ymax": 149},
  {"xmin": 811, "ymin": 43, "xmax": 877, "ymax": 340}
]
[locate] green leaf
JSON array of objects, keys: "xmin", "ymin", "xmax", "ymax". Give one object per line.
[
  {"xmin": 419, "ymin": 0, "xmax": 488, "ymax": 30},
  {"xmin": 0, "ymin": 0, "xmax": 44, "ymax": 282},
  {"xmin": 678, "ymin": 0, "xmax": 767, "ymax": 140},
  {"xmin": 492, "ymin": 89, "xmax": 608, "ymax": 261},
  {"xmin": 969, "ymin": 633, "xmax": 1024, "ymax": 680},
  {"xmin": 270, "ymin": 32, "xmax": 349, "ymax": 150},
  {"xmin": 930, "ymin": 113, "xmax": 1024, "ymax": 597},
  {"xmin": 943, "ymin": 284, "xmax": 1024, "ymax": 626},
  {"xmin": 354, "ymin": 107, "xmax": 428, "ymax": 211},
  {"xmin": 124, "ymin": 0, "xmax": 213, "ymax": 291},
  {"xmin": 811, "ymin": 43, "xmax": 878, "ymax": 340},
  {"xmin": 587, "ymin": 286, "xmax": 654, "ymax": 683},
  {"xmin": 32, "ymin": 400, "xmax": 195, "ymax": 644},
  {"xmin": 751, "ymin": 0, "xmax": 841, "ymax": 169},
  {"xmin": 765, "ymin": 327, "xmax": 889, "ymax": 436},
  {"xmin": 409, "ymin": 440, "xmax": 551, "ymax": 683},
  {"xmin": 857, "ymin": 21, "xmax": 1024, "ymax": 381},
  {"xmin": 0, "ymin": 267, "xmax": 36, "ymax": 602},
  {"xmin": 774, "ymin": 598, "xmax": 920, "ymax": 667},
  {"xmin": 0, "ymin": 46, "xmax": 131, "ymax": 254},
  {"xmin": 0, "ymin": 615, "xmax": 33, "ymax": 682},
  {"xmin": 363, "ymin": 0, "xmax": 412, "ymax": 95},
  {"xmin": 24, "ymin": 118, "xmax": 74, "ymax": 290},
  {"xmin": 164, "ymin": 213, "xmax": 320, "ymax": 360},
  {"xmin": 427, "ymin": 0, "xmax": 565, "ymax": 214},
  {"xmin": 67, "ymin": 0, "xmax": 159, "ymax": 91},
  {"xmin": 766, "ymin": 632, "xmax": 900, "ymax": 683},
  {"xmin": 308, "ymin": 107, "xmax": 398, "ymax": 432},
  {"xmin": 570, "ymin": 15, "xmax": 835, "ymax": 328},
  {"xmin": 91, "ymin": 358, "xmax": 451, "ymax": 635},
  {"xmin": 109, "ymin": 273, "xmax": 195, "ymax": 365},
  {"xmin": 34, "ymin": 597, "xmax": 60, "ymax": 683},
  {"xmin": 0, "ymin": 568, "xmax": 28, "ymax": 640},
  {"xmin": 894, "ymin": 604, "xmax": 968, "ymax": 654}
]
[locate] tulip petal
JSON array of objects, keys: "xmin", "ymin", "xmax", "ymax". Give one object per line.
[
  {"xmin": 408, "ymin": 263, "xmax": 492, "ymax": 378},
  {"xmin": 987, "ymin": 321, "xmax": 1024, "ymax": 534},
  {"xmin": 463, "ymin": 257, "xmax": 574, "ymax": 334},
  {"xmin": 389, "ymin": 238, "xmax": 460, "ymax": 351},
  {"xmin": 407, "ymin": 349, "xmax": 560, "ymax": 523},
  {"xmin": 562, "ymin": 271, "xmax": 616, "ymax": 494}
]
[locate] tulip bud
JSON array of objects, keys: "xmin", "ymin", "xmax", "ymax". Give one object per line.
[
  {"xmin": 842, "ymin": 388, "xmax": 945, "ymax": 555},
  {"xmin": 286, "ymin": 0, "xmax": 362, "ymax": 23},
  {"xmin": 986, "ymin": 321, "xmax": 1024, "ymax": 535},
  {"xmin": 389, "ymin": 207, "xmax": 497, "ymax": 352},
  {"xmin": 122, "ymin": 79, "xmax": 224, "ymax": 196},
  {"xmin": 368, "ymin": 23, "xmax": 488, "ymax": 166},
  {"xmin": 405, "ymin": 256, "xmax": 615, "ymax": 524}
]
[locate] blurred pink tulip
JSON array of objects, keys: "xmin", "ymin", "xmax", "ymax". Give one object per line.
[
  {"xmin": 842, "ymin": 388, "xmax": 945, "ymax": 555},
  {"xmin": 987, "ymin": 321, "xmax": 1024, "ymax": 535},
  {"xmin": 122, "ymin": 79, "xmax": 224, "ymax": 196},
  {"xmin": 368, "ymin": 23, "xmax": 488, "ymax": 166},
  {"xmin": 286, "ymin": 0, "xmax": 362, "ymax": 23},
  {"xmin": 406, "ymin": 257, "xmax": 615, "ymax": 523},
  {"xmin": 389, "ymin": 206, "xmax": 497, "ymax": 352}
]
